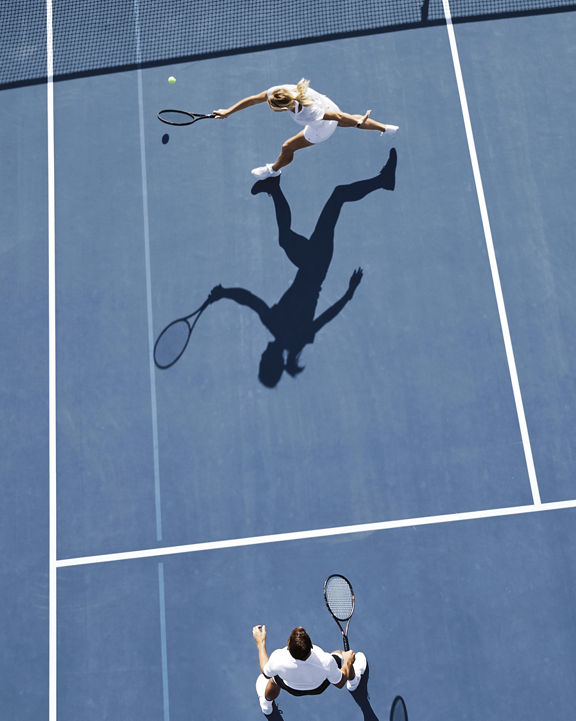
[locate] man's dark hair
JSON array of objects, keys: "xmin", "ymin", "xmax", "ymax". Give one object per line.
[{"xmin": 287, "ymin": 627, "xmax": 312, "ymax": 660}]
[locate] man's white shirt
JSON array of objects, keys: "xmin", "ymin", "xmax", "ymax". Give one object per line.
[{"xmin": 263, "ymin": 645, "xmax": 341, "ymax": 690}]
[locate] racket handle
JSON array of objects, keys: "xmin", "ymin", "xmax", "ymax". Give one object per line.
[{"xmin": 343, "ymin": 635, "xmax": 349, "ymax": 652}]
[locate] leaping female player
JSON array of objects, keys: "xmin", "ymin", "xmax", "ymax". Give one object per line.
[{"xmin": 213, "ymin": 78, "xmax": 399, "ymax": 178}]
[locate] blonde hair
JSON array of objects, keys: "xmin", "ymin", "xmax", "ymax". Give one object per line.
[{"xmin": 268, "ymin": 78, "xmax": 313, "ymax": 111}]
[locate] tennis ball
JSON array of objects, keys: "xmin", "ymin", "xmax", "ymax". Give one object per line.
[{"xmin": 168, "ymin": 76, "xmax": 176, "ymax": 84}]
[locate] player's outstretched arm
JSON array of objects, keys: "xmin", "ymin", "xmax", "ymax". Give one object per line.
[
  {"xmin": 209, "ymin": 285, "xmax": 270, "ymax": 318},
  {"xmin": 213, "ymin": 91, "xmax": 268, "ymax": 118},
  {"xmin": 253, "ymin": 624, "xmax": 271, "ymax": 675},
  {"xmin": 312, "ymin": 268, "xmax": 363, "ymax": 335},
  {"xmin": 323, "ymin": 109, "xmax": 398, "ymax": 133},
  {"xmin": 323, "ymin": 109, "xmax": 372, "ymax": 127}
]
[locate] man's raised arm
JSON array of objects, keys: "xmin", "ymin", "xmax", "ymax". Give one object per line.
[{"xmin": 253, "ymin": 624, "xmax": 271, "ymax": 676}]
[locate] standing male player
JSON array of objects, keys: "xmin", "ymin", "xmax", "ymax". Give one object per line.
[{"xmin": 253, "ymin": 624, "xmax": 367, "ymax": 715}]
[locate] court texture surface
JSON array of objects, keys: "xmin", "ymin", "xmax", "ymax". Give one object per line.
[{"xmin": 2, "ymin": 0, "xmax": 576, "ymax": 719}]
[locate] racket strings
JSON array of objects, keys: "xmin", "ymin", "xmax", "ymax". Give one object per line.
[
  {"xmin": 157, "ymin": 110, "xmax": 215, "ymax": 125},
  {"xmin": 325, "ymin": 577, "xmax": 354, "ymax": 621},
  {"xmin": 158, "ymin": 110, "xmax": 195, "ymax": 125}
]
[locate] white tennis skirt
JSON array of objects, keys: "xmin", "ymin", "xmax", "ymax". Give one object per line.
[
  {"xmin": 303, "ymin": 117, "xmax": 338, "ymax": 144},
  {"xmin": 301, "ymin": 96, "xmax": 340, "ymax": 144}
]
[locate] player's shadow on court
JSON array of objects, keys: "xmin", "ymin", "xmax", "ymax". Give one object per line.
[
  {"xmin": 348, "ymin": 662, "xmax": 381, "ymax": 721},
  {"xmin": 209, "ymin": 149, "xmax": 397, "ymax": 388},
  {"xmin": 267, "ymin": 663, "xmax": 385, "ymax": 721}
]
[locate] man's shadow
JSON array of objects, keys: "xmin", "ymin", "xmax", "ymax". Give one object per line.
[
  {"xmin": 209, "ymin": 149, "xmax": 397, "ymax": 388},
  {"xmin": 264, "ymin": 663, "xmax": 397, "ymax": 721},
  {"xmin": 348, "ymin": 662, "xmax": 380, "ymax": 721},
  {"xmin": 350, "ymin": 670, "xmax": 408, "ymax": 721}
]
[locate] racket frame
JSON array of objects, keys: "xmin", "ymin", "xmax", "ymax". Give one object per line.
[
  {"xmin": 157, "ymin": 109, "xmax": 216, "ymax": 126},
  {"xmin": 323, "ymin": 573, "xmax": 355, "ymax": 651}
]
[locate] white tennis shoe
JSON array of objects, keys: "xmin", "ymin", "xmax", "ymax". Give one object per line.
[{"xmin": 251, "ymin": 163, "xmax": 281, "ymax": 179}]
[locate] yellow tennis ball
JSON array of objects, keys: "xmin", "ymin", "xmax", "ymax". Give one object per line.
[{"xmin": 168, "ymin": 76, "xmax": 176, "ymax": 84}]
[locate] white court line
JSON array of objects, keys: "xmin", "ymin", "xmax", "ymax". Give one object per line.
[
  {"xmin": 158, "ymin": 563, "xmax": 171, "ymax": 721},
  {"xmin": 46, "ymin": 1, "xmax": 57, "ymax": 720},
  {"xmin": 56, "ymin": 499, "xmax": 576, "ymax": 568},
  {"xmin": 442, "ymin": 0, "xmax": 541, "ymax": 506},
  {"xmin": 134, "ymin": 0, "xmax": 163, "ymax": 541}
]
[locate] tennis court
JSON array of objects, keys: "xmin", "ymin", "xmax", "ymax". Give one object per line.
[{"xmin": 2, "ymin": 0, "xmax": 576, "ymax": 719}]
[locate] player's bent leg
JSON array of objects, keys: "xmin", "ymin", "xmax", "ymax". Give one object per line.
[
  {"xmin": 271, "ymin": 132, "xmax": 314, "ymax": 171},
  {"xmin": 265, "ymin": 678, "xmax": 281, "ymax": 701},
  {"xmin": 351, "ymin": 116, "xmax": 398, "ymax": 133},
  {"xmin": 256, "ymin": 674, "xmax": 280, "ymax": 715}
]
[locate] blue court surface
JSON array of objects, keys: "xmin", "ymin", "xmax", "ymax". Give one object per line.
[{"xmin": 2, "ymin": 1, "xmax": 576, "ymax": 719}]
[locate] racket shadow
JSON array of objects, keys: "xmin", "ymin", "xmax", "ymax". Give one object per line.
[
  {"xmin": 348, "ymin": 662, "xmax": 381, "ymax": 721},
  {"xmin": 389, "ymin": 695, "xmax": 408, "ymax": 721}
]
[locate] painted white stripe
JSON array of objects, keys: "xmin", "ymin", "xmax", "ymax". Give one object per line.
[
  {"xmin": 56, "ymin": 500, "xmax": 576, "ymax": 568},
  {"xmin": 442, "ymin": 0, "xmax": 541, "ymax": 506},
  {"xmin": 158, "ymin": 563, "xmax": 171, "ymax": 721},
  {"xmin": 134, "ymin": 0, "xmax": 163, "ymax": 541},
  {"xmin": 46, "ymin": 2, "xmax": 57, "ymax": 720}
]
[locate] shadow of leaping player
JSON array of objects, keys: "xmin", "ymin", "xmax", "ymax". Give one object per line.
[{"xmin": 208, "ymin": 149, "xmax": 397, "ymax": 388}]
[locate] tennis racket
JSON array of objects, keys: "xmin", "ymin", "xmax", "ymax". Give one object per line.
[
  {"xmin": 154, "ymin": 297, "xmax": 211, "ymax": 369},
  {"xmin": 324, "ymin": 574, "xmax": 355, "ymax": 651},
  {"xmin": 390, "ymin": 696, "xmax": 408, "ymax": 721},
  {"xmin": 157, "ymin": 110, "xmax": 216, "ymax": 126}
]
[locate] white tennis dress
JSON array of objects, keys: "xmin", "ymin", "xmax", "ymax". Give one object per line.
[{"xmin": 267, "ymin": 84, "xmax": 340, "ymax": 143}]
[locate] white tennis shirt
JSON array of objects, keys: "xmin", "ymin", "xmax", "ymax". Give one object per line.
[
  {"xmin": 267, "ymin": 85, "xmax": 338, "ymax": 127},
  {"xmin": 263, "ymin": 644, "xmax": 342, "ymax": 690}
]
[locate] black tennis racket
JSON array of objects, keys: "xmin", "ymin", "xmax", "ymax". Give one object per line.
[
  {"xmin": 157, "ymin": 110, "xmax": 216, "ymax": 126},
  {"xmin": 154, "ymin": 297, "xmax": 211, "ymax": 369},
  {"xmin": 324, "ymin": 574, "xmax": 355, "ymax": 651},
  {"xmin": 390, "ymin": 696, "xmax": 408, "ymax": 721}
]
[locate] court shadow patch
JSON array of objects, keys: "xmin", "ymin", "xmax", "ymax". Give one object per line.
[{"xmin": 349, "ymin": 662, "xmax": 381, "ymax": 721}]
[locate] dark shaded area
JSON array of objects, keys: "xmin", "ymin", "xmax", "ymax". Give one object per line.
[
  {"xmin": 1, "ymin": 0, "xmax": 574, "ymax": 90},
  {"xmin": 349, "ymin": 663, "xmax": 381, "ymax": 721},
  {"xmin": 206, "ymin": 150, "xmax": 397, "ymax": 387},
  {"xmin": 270, "ymin": 660, "xmax": 385, "ymax": 720},
  {"xmin": 265, "ymin": 701, "xmax": 284, "ymax": 720},
  {"xmin": 389, "ymin": 696, "xmax": 408, "ymax": 721},
  {"xmin": 161, "ymin": 133, "xmax": 169, "ymax": 144}
]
